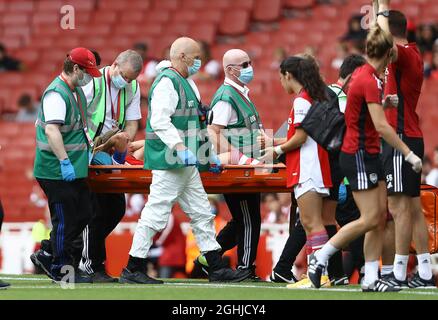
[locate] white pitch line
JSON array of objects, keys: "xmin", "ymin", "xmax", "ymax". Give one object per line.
[
  {"xmin": 1, "ymin": 277, "xmax": 50, "ymax": 281},
  {"xmin": 6, "ymin": 282, "xmax": 438, "ymax": 296}
]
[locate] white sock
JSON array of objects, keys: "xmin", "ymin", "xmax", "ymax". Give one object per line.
[
  {"xmin": 315, "ymin": 242, "xmax": 338, "ymax": 265},
  {"xmin": 363, "ymin": 260, "xmax": 379, "ymax": 286},
  {"xmin": 393, "ymin": 254, "xmax": 409, "ymax": 281},
  {"xmin": 417, "ymin": 253, "xmax": 433, "ymax": 280},
  {"xmin": 381, "ymin": 265, "xmax": 393, "ymax": 276}
]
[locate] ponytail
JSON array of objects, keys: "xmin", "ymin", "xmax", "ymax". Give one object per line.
[{"xmin": 279, "ymin": 55, "xmax": 327, "ymax": 102}]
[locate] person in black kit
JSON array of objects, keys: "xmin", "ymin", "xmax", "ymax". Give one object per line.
[{"xmin": 0, "ymin": 200, "xmax": 10, "ymax": 289}]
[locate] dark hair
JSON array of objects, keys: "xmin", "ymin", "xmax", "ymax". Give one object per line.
[
  {"xmin": 280, "ymin": 55, "xmax": 327, "ymax": 102},
  {"xmin": 0, "ymin": 43, "xmax": 4, "ymax": 54},
  {"xmin": 388, "ymin": 10, "xmax": 407, "ymax": 38},
  {"xmin": 91, "ymin": 50, "xmax": 101, "ymax": 66},
  {"xmin": 339, "ymin": 54, "xmax": 366, "ymax": 79},
  {"xmin": 63, "ymin": 57, "xmax": 84, "ymax": 75},
  {"xmin": 366, "ymin": 24, "xmax": 393, "ymax": 59},
  {"xmin": 18, "ymin": 94, "xmax": 32, "ymax": 107},
  {"xmin": 199, "ymin": 40, "xmax": 211, "ymax": 61},
  {"xmin": 133, "ymin": 42, "xmax": 148, "ymax": 52}
]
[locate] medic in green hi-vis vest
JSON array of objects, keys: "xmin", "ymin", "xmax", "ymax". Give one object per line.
[
  {"xmin": 199, "ymin": 49, "xmax": 265, "ymax": 276},
  {"xmin": 32, "ymin": 48, "xmax": 101, "ymax": 283},
  {"xmin": 144, "ymin": 66, "xmax": 212, "ymax": 172},
  {"xmin": 77, "ymin": 50, "xmax": 144, "ymax": 282},
  {"xmin": 121, "ymin": 37, "xmax": 252, "ymax": 285},
  {"xmin": 84, "ymin": 50, "xmax": 143, "ymax": 165}
]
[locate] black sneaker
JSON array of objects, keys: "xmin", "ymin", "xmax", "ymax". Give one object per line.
[
  {"xmin": 408, "ymin": 273, "xmax": 436, "ymax": 289},
  {"xmin": 209, "ymin": 268, "xmax": 252, "ymax": 283},
  {"xmin": 362, "ymin": 278, "xmax": 402, "ymax": 292},
  {"xmin": 194, "ymin": 255, "xmax": 209, "ymax": 276},
  {"xmin": 307, "ymin": 253, "xmax": 325, "ymax": 288},
  {"xmin": 30, "ymin": 250, "xmax": 54, "ymax": 280},
  {"xmin": 381, "ymin": 272, "xmax": 408, "ymax": 289},
  {"xmin": 90, "ymin": 270, "xmax": 118, "ymax": 283},
  {"xmin": 0, "ymin": 280, "xmax": 10, "ymax": 289},
  {"xmin": 330, "ymin": 276, "xmax": 349, "ymax": 286},
  {"xmin": 119, "ymin": 268, "xmax": 164, "ymax": 285},
  {"xmin": 53, "ymin": 270, "xmax": 93, "ymax": 284},
  {"xmin": 243, "ymin": 266, "xmax": 264, "ymax": 282},
  {"xmin": 270, "ymin": 270, "xmax": 298, "ymax": 284}
]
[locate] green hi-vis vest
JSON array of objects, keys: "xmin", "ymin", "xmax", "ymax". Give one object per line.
[
  {"xmin": 144, "ymin": 68, "xmax": 210, "ymax": 171},
  {"xmin": 210, "ymin": 84, "xmax": 262, "ymax": 158},
  {"xmin": 86, "ymin": 66, "xmax": 138, "ymax": 140},
  {"xmin": 34, "ymin": 77, "xmax": 89, "ymax": 180}
]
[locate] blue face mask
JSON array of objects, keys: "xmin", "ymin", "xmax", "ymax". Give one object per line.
[
  {"xmin": 238, "ymin": 66, "xmax": 254, "ymax": 84},
  {"xmin": 188, "ymin": 58, "xmax": 202, "ymax": 76},
  {"xmin": 112, "ymin": 73, "xmax": 127, "ymax": 89}
]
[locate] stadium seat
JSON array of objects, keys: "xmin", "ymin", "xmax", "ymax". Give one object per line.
[
  {"xmin": 187, "ymin": 24, "xmax": 217, "ymax": 44},
  {"xmin": 8, "ymin": 1, "xmax": 34, "ymax": 12},
  {"xmin": 144, "ymin": 10, "xmax": 171, "ymax": 23},
  {"xmin": 218, "ymin": 9, "xmax": 250, "ymax": 36},
  {"xmin": 197, "ymin": 10, "xmax": 222, "ymax": 23},
  {"xmin": 120, "ymin": 11, "xmax": 145, "ymax": 24},
  {"xmin": 2, "ymin": 13, "xmax": 29, "ymax": 26},
  {"xmin": 172, "ymin": 10, "xmax": 197, "ymax": 24},
  {"xmin": 152, "ymin": 0, "xmax": 181, "ymax": 11},
  {"xmin": 99, "ymin": 0, "xmax": 126, "ymax": 11},
  {"xmin": 36, "ymin": 0, "xmax": 64, "ymax": 11},
  {"xmin": 252, "ymin": 0, "xmax": 282, "ymax": 22},
  {"xmin": 283, "ymin": 0, "xmax": 315, "ymax": 9}
]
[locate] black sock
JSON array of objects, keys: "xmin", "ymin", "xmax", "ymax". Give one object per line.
[
  {"xmin": 326, "ymin": 225, "xmax": 344, "ymax": 279},
  {"xmin": 204, "ymin": 251, "xmax": 225, "ymax": 272},
  {"xmin": 127, "ymin": 255, "xmax": 147, "ymax": 272},
  {"xmin": 274, "ymin": 220, "xmax": 306, "ymax": 275}
]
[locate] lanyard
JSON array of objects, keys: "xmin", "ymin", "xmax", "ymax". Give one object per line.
[
  {"xmin": 60, "ymin": 74, "xmax": 86, "ymax": 128},
  {"xmin": 106, "ymin": 68, "xmax": 121, "ymax": 125},
  {"xmin": 60, "ymin": 73, "xmax": 94, "ymax": 149},
  {"xmin": 229, "ymin": 86, "xmax": 263, "ymax": 130}
]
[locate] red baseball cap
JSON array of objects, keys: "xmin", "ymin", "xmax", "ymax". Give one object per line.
[{"xmin": 67, "ymin": 47, "xmax": 101, "ymax": 77}]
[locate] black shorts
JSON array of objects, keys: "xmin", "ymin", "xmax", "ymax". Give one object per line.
[
  {"xmin": 382, "ymin": 135, "xmax": 423, "ymax": 197},
  {"xmin": 328, "ymin": 151, "xmax": 344, "ymax": 201},
  {"xmin": 339, "ymin": 150, "xmax": 384, "ymax": 192}
]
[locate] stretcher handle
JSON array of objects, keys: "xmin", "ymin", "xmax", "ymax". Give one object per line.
[{"xmin": 89, "ymin": 163, "xmax": 286, "ymax": 170}]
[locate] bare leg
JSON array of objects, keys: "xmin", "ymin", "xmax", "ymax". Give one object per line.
[
  {"xmin": 297, "ymin": 191, "xmax": 324, "ymax": 235},
  {"xmin": 411, "ymin": 197, "xmax": 430, "ymax": 254}
]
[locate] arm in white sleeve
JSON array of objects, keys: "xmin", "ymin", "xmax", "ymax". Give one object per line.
[
  {"xmin": 149, "ymin": 77, "xmax": 183, "ymax": 149},
  {"xmin": 125, "ymin": 83, "xmax": 142, "ymax": 121}
]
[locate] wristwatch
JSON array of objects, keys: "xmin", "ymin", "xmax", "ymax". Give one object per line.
[{"xmin": 377, "ymin": 10, "xmax": 390, "ymax": 18}]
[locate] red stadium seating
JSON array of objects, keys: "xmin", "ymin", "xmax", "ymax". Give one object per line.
[
  {"xmin": 218, "ymin": 10, "xmax": 250, "ymax": 36},
  {"xmin": 252, "ymin": 0, "xmax": 282, "ymax": 22},
  {"xmin": 1, "ymin": 0, "xmax": 437, "ymax": 222},
  {"xmin": 283, "ymin": 0, "xmax": 315, "ymax": 9}
]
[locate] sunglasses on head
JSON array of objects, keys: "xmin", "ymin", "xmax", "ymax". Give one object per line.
[{"xmin": 227, "ymin": 61, "xmax": 252, "ymax": 69}]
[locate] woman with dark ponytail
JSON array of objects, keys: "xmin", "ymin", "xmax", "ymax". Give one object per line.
[
  {"xmin": 307, "ymin": 23, "xmax": 423, "ymax": 292},
  {"xmin": 261, "ymin": 54, "xmax": 333, "ymax": 287}
]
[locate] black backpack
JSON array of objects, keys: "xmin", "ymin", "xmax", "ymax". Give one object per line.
[{"xmin": 300, "ymin": 84, "xmax": 347, "ymax": 152}]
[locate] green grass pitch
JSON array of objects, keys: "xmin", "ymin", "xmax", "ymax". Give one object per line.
[{"xmin": 1, "ymin": 274, "xmax": 438, "ymax": 300}]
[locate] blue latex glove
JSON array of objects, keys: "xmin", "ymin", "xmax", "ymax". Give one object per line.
[
  {"xmin": 60, "ymin": 159, "xmax": 76, "ymax": 181},
  {"xmin": 209, "ymin": 152, "xmax": 222, "ymax": 174},
  {"xmin": 177, "ymin": 149, "xmax": 198, "ymax": 166},
  {"xmin": 91, "ymin": 151, "xmax": 113, "ymax": 165},
  {"xmin": 338, "ymin": 183, "xmax": 347, "ymax": 204}
]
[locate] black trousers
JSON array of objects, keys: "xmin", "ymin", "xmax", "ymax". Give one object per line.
[
  {"xmin": 36, "ymin": 178, "xmax": 93, "ymax": 275},
  {"xmin": 0, "ymin": 199, "xmax": 4, "ymax": 232},
  {"xmin": 79, "ymin": 192, "xmax": 126, "ymax": 273},
  {"xmin": 216, "ymin": 193, "xmax": 261, "ymax": 270}
]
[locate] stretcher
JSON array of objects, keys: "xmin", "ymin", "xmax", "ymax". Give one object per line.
[{"xmin": 88, "ymin": 164, "xmax": 289, "ymax": 194}]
